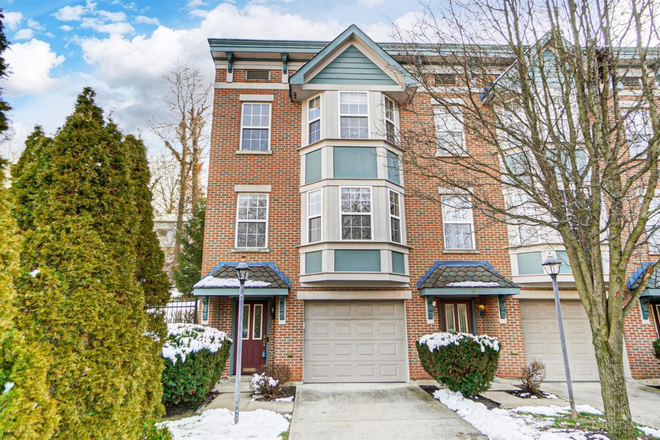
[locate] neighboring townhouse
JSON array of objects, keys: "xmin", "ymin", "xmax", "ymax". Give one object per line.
[{"xmin": 194, "ymin": 25, "xmax": 660, "ymax": 383}]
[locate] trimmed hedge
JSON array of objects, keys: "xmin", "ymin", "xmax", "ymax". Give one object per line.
[
  {"xmin": 654, "ymin": 338, "xmax": 660, "ymax": 362},
  {"xmin": 417, "ymin": 332, "xmax": 500, "ymax": 395},
  {"xmin": 161, "ymin": 324, "xmax": 232, "ymax": 407}
]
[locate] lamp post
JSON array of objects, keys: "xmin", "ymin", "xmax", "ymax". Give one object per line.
[
  {"xmin": 233, "ymin": 261, "xmax": 250, "ymax": 425},
  {"xmin": 542, "ymin": 256, "xmax": 577, "ymax": 418}
]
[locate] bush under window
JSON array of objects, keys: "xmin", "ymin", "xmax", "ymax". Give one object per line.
[
  {"xmin": 161, "ymin": 324, "xmax": 232, "ymax": 407},
  {"xmin": 417, "ymin": 332, "xmax": 500, "ymax": 396}
]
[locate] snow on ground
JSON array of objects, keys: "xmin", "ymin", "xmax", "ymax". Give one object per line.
[
  {"xmin": 434, "ymin": 389, "xmax": 657, "ymax": 440},
  {"xmin": 162, "ymin": 409, "xmax": 289, "ymax": 440},
  {"xmin": 162, "ymin": 323, "xmax": 230, "ymax": 364}
]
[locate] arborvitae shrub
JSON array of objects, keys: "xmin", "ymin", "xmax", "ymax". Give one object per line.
[
  {"xmin": 161, "ymin": 324, "xmax": 232, "ymax": 407},
  {"xmin": 416, "ymin": 332, "xmax": 501, "ymax": 395}
]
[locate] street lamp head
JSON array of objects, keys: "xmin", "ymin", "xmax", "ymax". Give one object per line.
[
  {"xmin": 235, "ymin": 260, "xmax": 250, "ymax": 282},
  {"xmin": 542, "ymin": 256, "xmax": 562, "ymax": 276}
]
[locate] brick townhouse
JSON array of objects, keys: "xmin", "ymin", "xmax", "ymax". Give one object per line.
[{"xmin": 194, "ymin": 25, "xmax": 660, "ymax": 383}]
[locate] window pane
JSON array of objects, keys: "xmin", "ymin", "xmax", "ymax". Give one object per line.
[
  {"xmin": 309, "ymin": 217, "xmax": 322, "ymax": 242},
  {"xmin": 308, "ymin": 97, "xmax": 320, "ymax": 121},
  {"xmin": 237, "ymin": 222, "xmax": 267, "ymax": 248},
  {"xmin": 387, "ymin": 150, "xmax": 400, "ymax": 184},
  {"xmin": 457, "ymin": 304, "xmax": 468, "ymax": 333},
  {"xmin": 389, "ymin": 191, "xmax": 400, "ymax": 216},
  {"xmin": 341, "ymin": 214, "xmax": 372, "ymax": 239},
  {"xmin": 391, "ymin": 217, "xmax": 401, "ymax": 243},
  {"xmin": 341, "ymin": 188, "xmax": 371, "ymax": 213},
  {"xmin": 445, "ymin": 224, "xmax": 473, "ymax": 249},
  {"xmin": 242, "ymin": 128, "xmax": 269, "ymax": 151},
  {"xmin": 202, "ymin": 296, "xmax": 209, "ymax": 321},
  {"xmin": 442, "ymin": 196, "xmax": 472, "ymax": 222},
  {"xmin": 626, "ymin": 110, "xmax": 651, "ymax": 157},
  {"xmin": 445, "ymin": 304, "xmax": 455, "ymax": 332},
  {"xmin": 242, "ymin": 305, "xmax": 250, "ymax": 338},
  {"xmin": 309, "ymin": 120, "xmax": 321, "ymax": 144},
  {"xmin": 253, "ymin": 305, "xmax": 263, "ymax": 339},
  {"xmin": 334, "ymin": 147, "xmax": 378, "ymax": 178},
  {"xmin": 341, "ymin": 116, "xmax": 368, "ymax": 139}
]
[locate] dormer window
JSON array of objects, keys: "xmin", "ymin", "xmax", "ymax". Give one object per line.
[
  {"xmin": 340, "ymin": 92, "xmax": 369, "ymax": 139},
  {"xmin": 308, "ymin": 96, "xmax": 321, "ymax": 144}
]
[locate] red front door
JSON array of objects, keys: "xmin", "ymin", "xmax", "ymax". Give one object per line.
[
  {"xmin": 439, "ymin": 300, "xmax": 474, "ymax": 334},
  {"xmin": 234, "ymin": 301, "xmax": 267, "ymax": 375}
]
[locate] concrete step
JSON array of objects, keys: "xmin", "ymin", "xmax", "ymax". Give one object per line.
[{"xmin": 213, "ymin": 377, "xmax": 253, "ymax": 393}]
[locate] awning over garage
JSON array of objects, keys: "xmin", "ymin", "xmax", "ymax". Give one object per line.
[
  {"xmin": 417, "ymin": 261, "xmax": 520, "ymax": 296},
  {"xmin": 193, "ymin": 262, "xmax": 290, "ymax": 297}
]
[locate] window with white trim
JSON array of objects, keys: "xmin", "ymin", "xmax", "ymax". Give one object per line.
[
  {"xmin": 508, "ymin": 192, "xmax": 539, "ymax": 245},
  {"xmin": 646, "ymin": 196, "xmax": 660, "ymax": 254},
  {"xmin": 235, "ymin": 194, "xmax": 268, "ymax": 248},
  {"xmin": 340, "ymin": 187, "xmax": 372, "ymax": 240},
  {"xmin": 442, "ymin": 195, "xmax": 475, "ymax": 249},
  {"xmin": 625, "ymin": 110, "xmax": 652, "ymax": 157},
  {"xmin": 434, "ymin": 106, "xmax": 465, "ymax": 156},
  {"xmin": 340, "ymin": 92, "xmax": 368, "ymax": 139},
  {"xmin": 384, "ymin": 96, "xmax": 396, "ymax": 143},
  {"xmin": 278, "ymin": 296, "xmax": 286, "ymax": 324},
  {"xmin": 201, "ymin": 296, "xmax": 209, "ymax": 324},
  {"xmin": 308, "ymin": 189, "xmax": 322, "ymax": 243},
  {"xmin": 389, "ymin": 190, "xmax": 402, "ymax": 243},
  {"xmin": 241, "ymin": 103, "xmax": 271, "ymax": 151},
  {"xmin": 308, "ymin": 96, "xmax": 321, "ymax": 144}
]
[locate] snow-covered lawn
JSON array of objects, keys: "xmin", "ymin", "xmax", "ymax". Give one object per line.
[
  {"xmin": 435, "ymin": 389, "xmax": 660, "ymax": 440},
  {"xmin": 162, "ymin": 409, "xmax": 290, "ymax": 440}
]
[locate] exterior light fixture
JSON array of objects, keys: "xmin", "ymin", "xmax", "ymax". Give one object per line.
[
  {"xmin": 542, "ymin": 255, "xmax": 577, "ymax": 418},
  {"xmin": 233, "ymin": 260, "xmax": 251, "ymax": 425},
  {"xmin": 477, "ymin": 304, "xmax": 487, "ymax": 317}
]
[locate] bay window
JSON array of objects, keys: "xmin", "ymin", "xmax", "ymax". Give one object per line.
[
  {"xmin": 340, "ymin": 187, "xmax": 372, "ymax": 240},
  {"xmin": 340, "ymin": 92, "xmax": 368, "ymax": 139}
]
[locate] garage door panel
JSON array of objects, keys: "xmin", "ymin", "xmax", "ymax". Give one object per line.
[
  {"xmin": 304, "ymin": 300, "xmax": 407, "ymax": 383},
  {"xmin": 521, "ymin": 300, "xmax": 598, "ymax": 381}
]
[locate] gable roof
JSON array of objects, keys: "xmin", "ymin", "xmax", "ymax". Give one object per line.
[
  {"xmin": 627, "ymin": 262, "xmax": 660, "ymax": 296},
  {"xmin": 193, "ymin": 261, "xmax": 290, "ymax": 297},
  {"xmin": 308, "ymin": 44, "xmax": 397, "ymax": 85},
  {"xmin": 417, "ymin": 261, "xmax": 520, "ymax": 296},
  {"xmin": 290, "ymin": 25, "xmax": 416, "ymax": 88}
]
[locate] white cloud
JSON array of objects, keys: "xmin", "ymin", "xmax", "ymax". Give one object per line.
[
  {"xmin": 81, "ymin": 17, "xmax": 135, "ymax": 35},
  {"xmin": 27, "ymin": 18, "xmax": 45, "ymax": 30},
  {"xmin": 53, "ymin": 5, "xmax": 87, "ymax": 21},
  {"xmin": 189, "ymin": 9, "xmax": 209, "ymax": 18},
  {"xmin": 135, "ymin": 15, "xmax": 160, "ymax": 25},
  {"xmin": 60, "ymin": 25, "xmax": 74, "ymax": 31},
  {"xmin": 14, "ymin": 28, "xmax": 34, "ymax": 40},
  {"xmin": 3, "ymin": 39, "xmax": 65, "ymax": 96},
  {"xmin": 187, "ymin": 0, "xmax": 207, "ymax": 8},
  {"xmin": 97, "ymin": 10, "xmax": 127, "ymax": 22},
  {"xmin": 4, "ymin": 12, "xmax": 23, "ymax": 31}
]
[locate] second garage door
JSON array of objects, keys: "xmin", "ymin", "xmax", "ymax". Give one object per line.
[
  {"xmin": 303, "ymin": 300, "xmax": 407, "ymax": 383},
  {"xmin": 520, "ymin": 300, "xmax": 599, "ymax": 381}
]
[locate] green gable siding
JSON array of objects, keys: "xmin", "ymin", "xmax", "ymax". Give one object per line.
[{"xmin": 309, "ymin": 45, "xmax": 397, "ymax": 85}]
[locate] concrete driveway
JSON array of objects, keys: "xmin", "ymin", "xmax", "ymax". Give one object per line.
[
  {"xmin": 289, "ymin": 383, "xmax": 485, "ymax": 440},
  {"xmin": 541, "ymin": 381, "xmax": 660, "ymax": 429}
]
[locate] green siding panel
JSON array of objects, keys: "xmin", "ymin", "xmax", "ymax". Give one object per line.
[
  {"xmin": 392, "ymin": 251, "xmax": 405, "ymax": 274},
  {"xmin": 335, "ymin": 250, "xmax": 381, "ymax": 272},
  {"xmin": 556, "ymin": 250, "xmax": 572, "ymax": 274},
  {"xmin": 387, "ymin": 150, "xmax": 400, "ymax": 184},
  {"xmin": 517, "ymin": 251, "xmax": 543, "ymax": 275},
  {"xmin": 309, "ymin": 45, "xmax": 397, "ymax": 85},
  {"xmin": 306, "ymin": 150, "xmax": 322, "ymax": 184},
  {"xmin": 305, "ymin": 251, "xmax": 322, "ymax": 274},
  {"xmin": 333, "ymin": 147, "xmax": 377, "ymax": 179}
]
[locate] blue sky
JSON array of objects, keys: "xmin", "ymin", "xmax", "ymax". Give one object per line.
[{"xmin": 0, "ymin": 0, "xmax": 423, "ymax": 159}]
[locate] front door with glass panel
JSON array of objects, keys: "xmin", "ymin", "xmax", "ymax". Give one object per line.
[
  {"xmin": 440, "ymin": 300, "xmax": 474, "ymax": 334},
  {"xmin": 233, "ymin": 300, "xmax": 267, "ymax": 374}
]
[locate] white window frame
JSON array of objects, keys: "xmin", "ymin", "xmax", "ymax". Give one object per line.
[
  {"xmin": 241, "ymin": 304, "xmax": 251, "ymax": 339},
  {"xmin": 201, "ymin": 296, "xmax": 209, "ymax": 324},
  {"xmin": 389, "ymin": 189, "xmax": 402, "ymax": 244},
  {"xmin": 434, "ymin": 106, "xmax": 466, "ymax": 156},
  {"xmin": 339, "ymin": 91, "xmax": 370, "ymax": 140},
  {"xmin": 339, "ymin": 186, "xmax": 373, "ymax": 241},
  {"xmin": 441, "ymin": 195, "xmax": 476, "ymax": 250},
  {"xmin": 384, "ymin": 95, "xmax": 396, "ymax": 143},
  {"xmin": 307, "ymin": 189, "xmax": 323, "ymax": 244},
  {"xmin": 278, "ymin": 296, "xmax": 286, "ymax": 325},
  {"xmin": 308, "ymin": 94, "xmax": 322, "ymax": 145},
  {"xmin": 239, "ymin": 102, "xmax": 272, "ymax": 151},
  {"xmin": 252, "ymin": 304, "xmax": 264, "ymax": 340},
  {"xmin": 235, "ymin": 193, "xmax": 269, "ymax": 249}
]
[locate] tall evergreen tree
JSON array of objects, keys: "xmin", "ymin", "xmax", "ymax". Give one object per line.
[
  {"xmin": 11, "ymin": 88, "xmax": 161, "ymax": 438},
  {"xmin": 0, "ymin": 11, "xmax": 58, "ymax": 438},
  {"xmin": 173, "ymin": 200, "xmax": 205, "ymax": 296}
]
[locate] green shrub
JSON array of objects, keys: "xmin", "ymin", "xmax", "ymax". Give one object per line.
[
  {"xmin": 417, "ymin": 332, "xmax": 500, "ymax": 395},
  {"xmin": 654, "ymin": 338, "xmax": 660, "ymax": 361},
  {"xmin": 161, "ymin": 324, "xmax": 232, "ymax": 407},
  {"xmin": 142, "ymin": 422, "xmax": 172, "ymax": 440}
]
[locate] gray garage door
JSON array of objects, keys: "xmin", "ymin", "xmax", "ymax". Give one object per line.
[
  {"xmin": 303, "ymin": 300, "xmax": 407, "ymax": 383},
  {"xmin": 520, "ymin": 300, "xmax": 599, "ymax": 381}
]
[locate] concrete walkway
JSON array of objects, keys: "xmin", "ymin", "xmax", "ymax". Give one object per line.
[{"xmin": 289, "ymin": 383, "xmax": 485, "ymax": 440}]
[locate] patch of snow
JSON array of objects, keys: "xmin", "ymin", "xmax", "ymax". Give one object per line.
[
  {"xmin": 419, "ymin": 332, "xmax": 500, "ymax": 353},
  {"xmin": 162, "ymin": 323, "xmax": 230, "ymax": 365},
  {"xmin": 640, "ymin": 426, "xmax": 660, "ymax": 438},
  {"xmin": 194, "ymin": 276, "xmax": 272, "ymax": 289},
  {"xmin": 512, "ymin": 405, "xmax": 602, "ymax": 416},
  {"xmin": 170, "ymin": 288, "xmax": 184, "ymax": 298},
  {"xmin": 3, "ymin": 382, "xmax": 14, "ymax": 394},
  {"xmin": 162, "ymin": 408, "xmax": 289, "ymax": 440},
  {"xmin": 29, "ymin": 269, "xmax": 40, "ymax": 278},
  {"xmin": 446, "ymin": 281, "xmax": 501, "ymax": 287},
  {"xmin": 275, "ymin": 396, "xmax": 294, "ymax": 402}
]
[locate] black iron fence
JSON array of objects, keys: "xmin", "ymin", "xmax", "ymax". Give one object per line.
[{"xmin": 152, "ymin": 297, "xmax": 198, "ymax": 324}]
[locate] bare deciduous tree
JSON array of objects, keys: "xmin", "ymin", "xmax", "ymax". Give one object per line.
[
  {"xmin": 392, "ymin": 0, "xmax": 658, "ymax": 437},
  {"xmin": 147, "ymin": 62, "xmax": 212, "ymax": 256}
]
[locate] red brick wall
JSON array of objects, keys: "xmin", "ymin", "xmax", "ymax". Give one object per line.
[{"xmin": 623, "ymin": 298, "xmax": 660, "ymax": 378}]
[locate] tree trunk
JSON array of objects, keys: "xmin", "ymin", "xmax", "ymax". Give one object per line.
[{"xmin": 593, "ymin": 331, "xmax": 635, "ymax": 439}]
